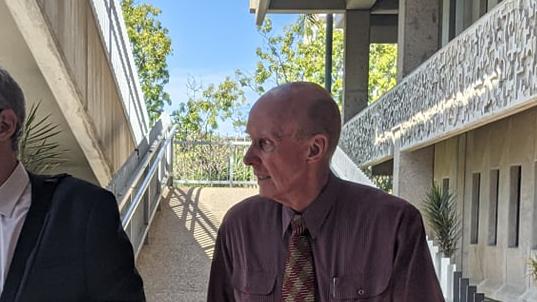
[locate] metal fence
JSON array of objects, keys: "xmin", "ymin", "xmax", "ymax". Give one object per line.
[
  {"xmin": 173, "ymin": 139, "xmax": 257, "ymax": 187},
  {"xmin": 118, "ymin": 124, "xmax": 176, "ymax": 260}
]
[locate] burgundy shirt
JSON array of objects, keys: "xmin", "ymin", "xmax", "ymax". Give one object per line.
[{"xmin": 207, "ymin": 174, "xmax": 444, "ymax": 301}]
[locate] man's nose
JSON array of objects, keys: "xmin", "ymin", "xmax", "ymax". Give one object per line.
[{"xmin": 243, "ymin": 145, "xmax": 259, "ymax": 166}]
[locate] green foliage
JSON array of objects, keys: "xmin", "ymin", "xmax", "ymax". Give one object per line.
[
  {"xmin": 363, "ymin": 166, "xmax": 393, "ymax": 193},
  {"xmin": 369, "ymin": 44, "xmax": 397, "ymax": 102},
  {"xmin": 121, "ymin": 0, "xmax": 172, "ymax": 124},
  {"xmin": 172, "ymin": 77, "xmax": 247, "ymax": 141},
  {"xmin": 171, "ymin": 15, "xmax": 398, "ymax": 186},
  {"xmin": 19, "ymin": 101, "xmax": 67, "ymax": 174},
  {"xmin": 174, "ymin": 141, "xmax": 254, "ymax": 184},
  {"xmin": 236, "ymin": 16, "xmax": 396, "ymax": 106},
  {"xmin": 530, "ymin": 255, "xmax": 537, "ymax": 283},
  {"xmin": 422, "ymin": 183, "xmax": 462, "ymax": 258}
]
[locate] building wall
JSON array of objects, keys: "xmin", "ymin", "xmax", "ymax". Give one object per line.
[
  {"xmin": 36, "ymin": 0, "xmax": 136, "ymax": 173},
  {"xmin": 434, "ymin": 108, "xmax": 537, "ymax": 299},
  {"xmin": 340, "ymin": 0, "xmax": 537, "ymax": 168}
]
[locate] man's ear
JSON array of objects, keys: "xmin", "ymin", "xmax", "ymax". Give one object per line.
[
  {"xmin": 0, "ymin": 109, "xmax": 18, "ymax": 144},
  {"xmin": 306, "ymin": 134, "xmax": 328, "ymax": 163}
]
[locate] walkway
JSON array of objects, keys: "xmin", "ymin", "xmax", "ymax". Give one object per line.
[{"xmin": 137, "ymin": 186, "xmax": 258, "ymax": 302}]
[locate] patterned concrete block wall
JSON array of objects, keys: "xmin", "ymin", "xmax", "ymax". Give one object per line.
[{"xmin": 340, "ymin": 0, "xmax": 537, "ymax": 167}]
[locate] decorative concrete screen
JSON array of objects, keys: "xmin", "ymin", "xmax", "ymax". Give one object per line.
[{"xmin": 340, "ymin": 0, "xmax": 537, "ymax": 167}]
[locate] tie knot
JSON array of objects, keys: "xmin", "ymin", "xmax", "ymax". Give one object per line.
[{"xmin": 291, "ymin": 215, "xmax": 306, "ymax": 235}]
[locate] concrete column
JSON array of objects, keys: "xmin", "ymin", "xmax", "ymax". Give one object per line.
[
  {"xmin": 455, "ymin": 0, "xmax": 473, "ymax": 35},
  {"xmin": 472, "ymin": 0, "xmax": 487, "ymax": 22},
  {"xmin": 441, "ymin": 0, "xmax": 457, "ymax": 46},
  {"xmin": 343, "ymin": 10, "xmax": 370, "ymax": 123},
  {"xmin": 455, "ymin": 133, "xmax": 467, "ymax": 270},
  {"xmin": 487, "ymin": 0, "xmax": 499, "ymax": 11},
  {"xmin": 393, "ymin": 128, "xmax": 434, "ymax": 212},
  {"xmin": 397, "ymin": 0, "xmax": 440, "ymax": 80}
]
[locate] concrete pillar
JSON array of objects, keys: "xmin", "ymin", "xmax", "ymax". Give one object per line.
[
  {"xmin": 343, "ymin": 10, "xmax": 370, "ymax": 123},
  {"xmin": 397, "ymin": 0, "xmax": 440, "ymax": 80},
  {"xmin": 487, "ymin": 0, "xmax": 499, "ymax": 11},
  {"xmin": 455, "ymin": 134, "xmax": 467, "ymax": 270},
  {"xmin": 472, "ymin": 0, "xmax": 487, "ymax": 22},
  {"xmin": 455, "ymin": 0, "xmax": 473, "ymax": 35},
  {"xmin": 441, "ymin": 0, "xmax": 457, "ymax": 46},
  {"xmin": 393, "ymin": 128, "xmax": 434, "ymax": 212}
]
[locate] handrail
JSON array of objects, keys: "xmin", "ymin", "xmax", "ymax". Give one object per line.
[
  {"xmin": 117, "ymin": 138, "xmax": 162, "ymax": 212},
  {"xmin": 121, "ymin": 125, "xmax": 176, "ymax": 229}
]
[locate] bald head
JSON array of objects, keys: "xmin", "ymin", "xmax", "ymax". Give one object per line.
[{"xmin": 252, "ymin": 82, "xmax": 341, "ymax": 158}]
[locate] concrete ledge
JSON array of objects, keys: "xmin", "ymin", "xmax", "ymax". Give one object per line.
[
  {"xmin": 331, "ymin": 146, "xmax": 375, "ymax": 187},
  {"xmin": 340, "ymin": 0, "xmax": 537, "ymax": 167}
]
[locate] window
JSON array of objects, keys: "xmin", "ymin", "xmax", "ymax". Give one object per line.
[
  {"xmin": 442, "ymin": 178, "xmax": 450, "ymax": 194},
  {"xmin": 508, "ymin": 166, "xmax": 521, "ymax": 248},
  {"xmin": 487, "ymin": 169, "xmax": 499, "ymax": 246},
  {"xmin": 471, "ymin": 173, "xmax": 481, "ymax": 244}
]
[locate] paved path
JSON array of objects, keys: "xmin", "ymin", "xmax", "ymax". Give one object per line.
[{"xmin": 137, "ymin": 186, "xmax": 258, "ymax": 302}]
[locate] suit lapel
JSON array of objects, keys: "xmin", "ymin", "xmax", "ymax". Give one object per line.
[{"xmin": 0, "ymin": 174, "xmax": 62, "ymax": 302}]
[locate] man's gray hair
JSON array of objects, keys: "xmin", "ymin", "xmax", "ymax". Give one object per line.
[{"xmin": 0, "ymin": 66, "xmax": 25, "ymax": 151}]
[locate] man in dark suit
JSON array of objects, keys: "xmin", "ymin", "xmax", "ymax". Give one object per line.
[{"xmin": 0, "ymin": 67, "xmax": 145, "ymax": 301}]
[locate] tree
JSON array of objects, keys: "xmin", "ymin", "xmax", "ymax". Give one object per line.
[
  {"xmin": 237, "ymin": 16, "xmax": 397, "ymax": 105},
  {"xmin": 172, "ymin": 77, "xmax": 247, "ymax": 141},
  {"xmin": 235, "ymin": 16, "xmax": 398, "ymax": 191},
  {"xmin": 368, "ymin": 44, "xmax": 397, "ymax": 102},
  {"xmin": 121, "ymin": 0, "xmax": 172, "ymax": 124}
]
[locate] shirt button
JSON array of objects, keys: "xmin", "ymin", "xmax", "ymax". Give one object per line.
[{"xmin": 357, "ymin": 289, "xmax": 365, "ymax": 295}]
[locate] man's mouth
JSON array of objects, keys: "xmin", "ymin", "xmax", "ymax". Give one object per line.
[{"xmin": 256, "ymin": 175, "xmax": 271, "ymax": 181}]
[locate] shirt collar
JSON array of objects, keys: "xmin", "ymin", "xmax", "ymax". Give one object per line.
[
  {"xmin": 281, "ymin": 172, "xmax": 341, "ymax": 239},
  {"xmin": 0, "ymin": 162, "xmax": 30, "ymax": 217}
]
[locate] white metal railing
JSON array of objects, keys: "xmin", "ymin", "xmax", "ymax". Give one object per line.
[
  {"xmin": 174, "ymin": 140, "xmax": 257, "ymax": 187},
  {"xmin": 119, "ymin": 124, "xmax": 176, "ymax": 260}
]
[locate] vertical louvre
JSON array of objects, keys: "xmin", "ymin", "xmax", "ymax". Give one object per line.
[{"xmin": 471, "ymin": 173, "xmax": 481, "ymax": 244}]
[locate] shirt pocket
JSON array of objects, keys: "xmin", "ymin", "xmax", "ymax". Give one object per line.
[
  {"xmin": 330, "ymin": 274, "xmax": 389, "ymax": 301},
  {"xmin": 232, "ymin": 270, "xmax": 276, "ymax": 301}
]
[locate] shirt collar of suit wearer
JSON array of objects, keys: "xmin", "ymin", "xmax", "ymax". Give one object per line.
[
  {"xmin": 281, "ymin": 172, "xmax": 341, "ymax": 240},
  {"xmin": 0, "ymin": 162, "xmax": 29, "ymax": 217}
]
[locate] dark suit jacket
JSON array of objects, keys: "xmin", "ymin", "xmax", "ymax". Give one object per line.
[{"xmin": 0, "ymin": 173, "xmax": 145, "ymax": 302}]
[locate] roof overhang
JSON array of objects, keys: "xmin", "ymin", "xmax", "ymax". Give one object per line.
[{"xmin": 250, "ymin": 0, "xmax": 378, "ymax": 25}]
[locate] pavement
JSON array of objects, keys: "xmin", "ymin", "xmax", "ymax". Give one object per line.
[{"xmin": 137, "ymin": 186, "xmax": 258, "ymax": 302}]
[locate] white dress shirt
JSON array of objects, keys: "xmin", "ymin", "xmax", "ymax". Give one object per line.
[{"xmin": 0, "ymin": 162, "xmax": 31, "ymax": 294}]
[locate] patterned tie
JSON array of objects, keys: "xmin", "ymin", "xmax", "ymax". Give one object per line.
[{"xmin": 282, "ymin": 214, "xmax": 316, "ymax": 301}]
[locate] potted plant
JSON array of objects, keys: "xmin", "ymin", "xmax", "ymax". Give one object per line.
[
  {"xmin": 530, "ymin": 255, "xmax": 537, "ymax": 284},
  {"xmin": 422, "ymin": 183, "xmax": 461, "ymax": 258}
]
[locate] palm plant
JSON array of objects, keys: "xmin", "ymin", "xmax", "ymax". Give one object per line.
[
  {"xmin": 422, "ymin": 183, "xmax": 461, "ymax": 258},
  {"xmin": 18, "ymin": 101, "xmax": 67, "ymax": 174},
  {"xmin": 530, "ymin": 255, "xmax": 537, "ymax": 284}
]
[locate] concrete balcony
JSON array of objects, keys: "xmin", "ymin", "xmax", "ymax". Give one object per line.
[{"xmin": 340, "ymin": 0, "xmax": 537, "ymax": 168}]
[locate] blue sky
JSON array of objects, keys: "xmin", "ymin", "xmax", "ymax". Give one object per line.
[{"xmin": 147, "ymin": 0, "xmax": 297, "ymax": 124}]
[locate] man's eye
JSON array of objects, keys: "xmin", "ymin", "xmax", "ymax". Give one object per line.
[{"xmin": 259, "ymin": 139, "xmax": 274, "ymax": 152}]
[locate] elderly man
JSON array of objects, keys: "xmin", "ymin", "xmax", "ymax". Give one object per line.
[
  {"xmin": 0, "ymin": 67, "xmax": 145, "ymax": 301},
  {"xmin": 207, "ymin": 82, "xmax": 443, "ymax": 301}
]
